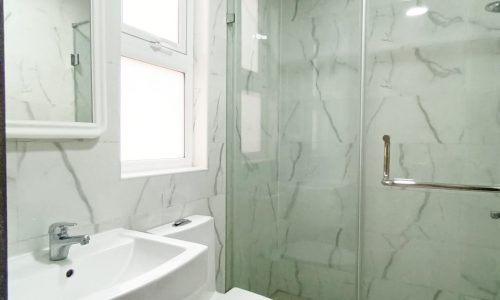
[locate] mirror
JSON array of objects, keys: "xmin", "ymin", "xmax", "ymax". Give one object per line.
[{"xmin": 4, "ymin": 0, "xmax": 106, "ymax": 139}]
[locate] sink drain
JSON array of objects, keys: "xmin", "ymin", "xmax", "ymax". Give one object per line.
[{"xmin": 66, "ymin": 269, "xmax": 74, "ymax": 278}]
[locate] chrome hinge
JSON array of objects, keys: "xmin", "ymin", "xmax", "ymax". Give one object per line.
[
  {"xmin": 71, "ymin": 54, "xmax": 80, "ymax": 67},
  {"xmin": 226, "ymin": 13, "xmax": 235, "ymax": 24}
]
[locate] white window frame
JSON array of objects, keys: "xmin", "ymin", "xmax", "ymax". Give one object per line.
[
  {"xmin": 121, "ymin": 0, "xmax": 196, "ymax": 178},
  {"xmin": 122, "ymin": 0, "xmax": 188, "ymax": 54}
]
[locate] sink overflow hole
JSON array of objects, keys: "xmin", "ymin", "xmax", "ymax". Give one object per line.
[{"xmin": 66, "ymin": 269, "xmax": 74, "ymax": 278}]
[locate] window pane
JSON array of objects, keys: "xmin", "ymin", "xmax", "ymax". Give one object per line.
[
  {"xmin": 121, "ymin": 57, "xmax": 185, "ymax": 161},
  {"xmin": 123, "ymin": 0, "xmax": 179, "ymax": 43}
]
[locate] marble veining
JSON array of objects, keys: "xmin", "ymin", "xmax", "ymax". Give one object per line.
[
  {"xmin": 132, "ymin": 177, "xmax": 152, "ymax": 214},
  {"xmin": 7, "ymin": 0, "xmax": 227, "ymax": 292},
  {"xmin": 427, "ymin": 11, "xmax": 463, "ymax": 28},
  {"xmin": 230, "ymin": 0, "xmax": 500, "ymax": 299},
  {"xmin": 214, "ymin": 143, "xmax": 225, "ymax": 195},
  {"xmin": 54, "ymin": 142, "xmax": 96, "ymax": 228},
  {"xmin": 414, "ymin": 48, "xmax": 462, "ymax": 78},
  {"xmin": 5, "ymin": 0, "xmax": 91, "ymax": 122},
  {"xmin": 362, "ymin": 0, "xmax": 500, "ymax": 297},
  {"xmin": 229, "ymin": 0, "xmax": 360, "ymax": 298},
  {"xmin": 415, "ymin": 97, "xmax": 443, "ymax": 144}
]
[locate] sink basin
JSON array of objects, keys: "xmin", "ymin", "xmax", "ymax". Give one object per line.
[{"xmin": 8, "ymin": 228, "xmax": 208, "ymax": 300}]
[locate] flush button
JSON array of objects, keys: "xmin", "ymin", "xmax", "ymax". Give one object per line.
[
  {"xmin": 173, "ymin": 219, "xmax": 191, "ymax": 227},
  {"xmin": 490, "ymin": 211, "xmax": 500, "ymax": 219}
]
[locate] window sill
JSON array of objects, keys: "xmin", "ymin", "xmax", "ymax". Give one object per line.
[{"xmin": 121, "ymin": 166, "xmax": 207, "ymax": 179}]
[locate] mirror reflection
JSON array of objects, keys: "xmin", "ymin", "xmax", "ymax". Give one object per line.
[{"xmin": 5, "ymin": 0, "xmax": 93, "ymax": 123}]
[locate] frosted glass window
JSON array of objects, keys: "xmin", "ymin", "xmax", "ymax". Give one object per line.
[
  {"xmin": 121, "ymin": 57, "xmax": 185, "ymax": 161},
  {"xmin": 241, "ymin": 91, "xmax": 262, "ymax": 153},
  {"xmin": 123, "ymin": 0, "xmax": 179, "ymax": 43}
]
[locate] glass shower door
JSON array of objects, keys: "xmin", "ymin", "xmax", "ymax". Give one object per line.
[
  {"xmin": 227, "ymin": 0, "xmax": 362, "ymax": 299},
  {"xmin": 227, "ymin": 0, "xmax": 500, "ymax": 299},
  {"xmin": 274, "ymin": 1, "xmax": 362, "ymax": 299},
  {"xmin": 226, "ymin": 0, "xmax": 282, "ymax": 295},
  {"xmin": 360, "ymin": 0, "xmax": 500, "ymax": 298}
]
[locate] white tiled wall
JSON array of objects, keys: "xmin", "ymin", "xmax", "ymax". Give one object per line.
[
  {"xmin": 6, "ymin": 0, "xmax": 228, "ymax": 292},
  {"xmin": 361, "ymin": 0, "xmax": 500, "ymax": 298},
  {"xmin": 5, "ymin": 0, "xmax": 90, "ymax": 121}
]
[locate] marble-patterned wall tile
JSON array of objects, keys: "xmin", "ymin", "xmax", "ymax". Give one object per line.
[
  {"xmin": 229, "ymin": 0, "xmax": 361, "ymax": 299},
  {"xmin": 227, "ymin": 0, "xmax": 282, "ymax": 292},
  {"xmin": 363, "ymin": 277, "xmax": 489, "ymax": 300},
  {"xmin": 230, "ymin": 0, "xmax": 500, "ymax": 299},
  {"xmin": 361, "ymin": 0, "xmax": 500, "ymax": 298},
  {"xmin": 270, "ymin": 257, "xmax": 356, "ymax": 300},
  {"xmin": 5, "ymin": 0, "xmax": 91, "ymax": 122},
  {"xmin": 281, "ymin": 0, "xmax": 360, "ymax": 21},
  {"xmin": 7, "ymin": 0, "xmax": 228, "ymax": 293},
  {"xmin": 276, "ymin": 0, "xmax": 362, "ymax": 298}
]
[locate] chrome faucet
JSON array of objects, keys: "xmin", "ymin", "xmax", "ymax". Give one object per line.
[{"xmin": 48, "ymin": 222, "xmax": 90, "ymax": 261}]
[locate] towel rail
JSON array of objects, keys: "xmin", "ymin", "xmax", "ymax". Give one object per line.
[{"xmin": 381, "ymin": 135, "xmax": 500, "ymax": 193}]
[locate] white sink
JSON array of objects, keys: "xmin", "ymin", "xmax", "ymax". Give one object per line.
[{"xmin": 8, "ymin": 228, "xmax": 208, "ymax": 300}]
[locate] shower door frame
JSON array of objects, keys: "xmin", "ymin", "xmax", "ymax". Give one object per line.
[{"xmin": 226, "ymin": 0, "xmax": 369, "ymax": 298}]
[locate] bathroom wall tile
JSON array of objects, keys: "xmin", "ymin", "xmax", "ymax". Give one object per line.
[
  {"xmin": 5, "ymin": 0, "xmax": 90, "ymax": 122},
  {"xmin": 270, "ymin": 257, "xmax": 356, "ymax": 300},
  {"xmin": 7, "ymin": 0, "xmax": 228, "ymax": 289},
  {"xmin": 95, "ymin": 215, "xmax": 131, "ymax": 232},
  {"xmin": 230, "ymin": 0, "xmax": 361, "ymax": 298},
  {"xmin": 280, "ymin": 0, "xmax": 360, "ymax": 22},
  {"xmin": 232, "ymin": 0, "xmax": 500, "ymax": 299},
  {"xmin": 362, "ymin": 278, "xmax": 488, "ymax": 300},
  {"xmin": 210, "ymin": 195, "xmax": 226, "ymax": 292},
  {"xmin": 8, "ymin": 236, "xmax": 46, "ymax": 257},
  {"xmin": 208, "ymin": 74, "xmax": 227, "ymax": 145},
  {"xmin": 362, "ymin": 0, "xmax": 500, "ymax": 298},
  {"xmin": 277, "ymin": 0, "xmax": 361, "ymax": 297},
  {"xmin": 14, "ymin": 141, "xmax": 103, "ymax": 240},
  {"xmin": 129, "ymin": 212, "xmax": 164, "ymax": 233},
  {"xmin": 229, "ymin": 151, "xmax": 280, "ymax": 292},
  {"xmin": 365, "ymin": 238, "xmax": 500, "ymax": 299}
]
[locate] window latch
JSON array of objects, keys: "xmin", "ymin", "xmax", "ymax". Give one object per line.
[{"xmin": 150, "ymin": 41, "xmax": 173, "ymax": 55}]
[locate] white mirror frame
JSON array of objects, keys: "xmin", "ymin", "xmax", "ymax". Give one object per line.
[{"xmin": 6, "ymin": 0, "xmax": 107, "ymax": 139}]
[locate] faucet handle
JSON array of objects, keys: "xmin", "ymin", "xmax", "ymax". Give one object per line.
[{"xmin": 48, "ymin": 222, "xmax": 76, "ymax": 235}]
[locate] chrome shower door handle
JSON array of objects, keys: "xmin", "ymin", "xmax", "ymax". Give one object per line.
[
  {"xmin": 382, "ymin": 135, "xmax": 391, "ymax": 181},
  {"xmin": 380, "ymin": 135, "xmax": 500, "ymax": 193}
]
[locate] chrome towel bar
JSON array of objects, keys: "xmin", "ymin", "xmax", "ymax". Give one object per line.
[{"xmin": 381, "ymin": 135, "xmax": 500, "ymax": 193}]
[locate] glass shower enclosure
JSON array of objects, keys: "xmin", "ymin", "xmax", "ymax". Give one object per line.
[{"xmin": 226, "ymin": 0, "xmax": 500, "ymax": 299}]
